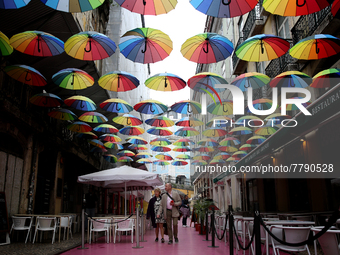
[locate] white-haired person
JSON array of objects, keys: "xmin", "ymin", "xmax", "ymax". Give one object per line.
[{"xmin": 148, "ymin": 187, "xmax": 165, "ymax": 243}]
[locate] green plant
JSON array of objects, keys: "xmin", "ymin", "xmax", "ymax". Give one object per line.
[{"xmin": 193, "ymin": 198, "xmax": 215, "ymax": 224}]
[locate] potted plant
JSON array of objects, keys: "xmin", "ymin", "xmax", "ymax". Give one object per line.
[{"xmin": 193, "ymin": 198, "xmax": 215, "ymax": 235}]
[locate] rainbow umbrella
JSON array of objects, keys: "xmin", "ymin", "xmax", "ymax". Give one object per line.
[
  {"xmin": 93, "ymin": 124, "xmax": 119, "ymax": 134},
  {"xmin": 210, "ymin": 159, "xmax": 225, "ymax": 164},
  {"xmin": 235, "ymin": 115, "xmax": 264, "ymax": 126},
  {"xmin": 280, "ymin": 97, "xmax": 311, "ymax": 111},
  {"xmin": 173, "ymin": 146, "xmax": 191, "ymax": 152},
  {"xmin": 151, "ymin": 146, "xmax": 171, "ymax": 152},
  {"xmin": 128, "ymin": 144, "xmax": 148, "ymax": 150},
  {"xmin": 233, "ymin": 151, "xmax": 248, "ymax": 158},
  {"xmin": 145, "ymin": 116, "xmax": 174, "ymax": 127},
  {"xmin": 113, "ymin": 114, "xmax": 142, "ymax": 126},
  {"xmin": 147, "ymin": 127, "xmax": 173, "ymax": 136},
  {"xmin": 153, "ymin": 160, "xmax": 170, "ymax": 166},
  {"xmin": 206, "ymin": 116, "xmax": 232, "ymax": 127},
  {"xmin": 198, "ymin": 138, "xmax": 218, "ymax": 147},
  {"xmin": 174, "ymin": 127, "xmax": 200, "ymax": 137},
  {"xmin": 79, "ymin": 112, "xmax": 108, "ymax": 123},
  {"xmin": 226, "ymin": 156, "xmax": 240, "ymax": 162},
  {"xmin": 332, "ymin": 0, "xmax": 340, "ymax": 19},
  {"xmin": 98, "ymin": 71, "xmax": 139, "ymax": 92},
  {"xmin": 104, "ymin": 142, "xmax": 124, "ymax": 150},
  {"xmin": 245, "ymin": 99, "xmax": 274, "ymax": 113},
  {"xmin": 155, "ymin": 153, "xmax": 173, "ymax": 160},
  {"xmin": 103, "ymin": 154, "xmax": 118, "ymax": 163},
  {"xmin": 117, "ymin": 150, "xmax": 135, "ymax": 157},
  {"xmin": 52, "ymin": 68, "xmax": 94, "ymax": 90},
  {"xmin": 77, "ymin": 132, "xmax": 98, "ymax": 139},
  {"xmin": 203, "ymin": 128, "xmax": 228, "ymax": 137},
  {"xmin": 191, "ymin": 160, "xmax": 207, "ymax": 166},
  {"xmin": 100, "ymin": 98, "xmax": 133, "ymax": 113},
  {"xmin": 236, "ymin": 34, "xmax": 290, "ymax": 62},
  {"xmin": 64, "ymin": 95, "xmax": 96, "ymax": 111},
  {"xmin": 29, "ymin": 93, "xmax": 63, "ymax": 107},
  {"xmin": 171, "ymin": 100, "xmax": 201, "ymax": 114},
  {"xmin": 134, "ymin": 99, "xmax": 168, "ymax": 115},
  {"xmin": 195, "ymin": 146, "xmax": 214, "ymax": 152},
  {"xmin": 228, "ymin": 126, "xmax": 252, "ymax": 135},
  {"xmin": 127, "ymin": 136, "xmax": 148, "ymax": 145},
  {"xmin": 187, "ymin": 72, "xmax": 228, "ymax": 95},
  {"xmin": 118, "ymin": 156, "xmax": 134, "ymax": 162},
  {"xmin": 263, "ymin": 0, "xmax": 330, "ymax": 16},
  {"xmin": 136, "ymin": 158, "xmax": 153, "ymax": 164},
  {"xmin": 89, "ymin": 139, "xmax": 105, "ymax": 149},
  {"xmin": 136, "ymin": 152, "xmax": 153, "ymax": 158},
  {"xmin": 311, "ymin": 69, "xmax": 340, "ymax": 88},
  {"xmin": 176, "ymin": 154, "xmax": 191, "ymax": 160},
  {"xmin": 239, "ymin": 144, "xmax": 256, "ymax": 151},
  {"xmin": 190, "ymin": 0, "xmax": 258, "ymax": 18},
  {"xmin": 145, "ymin": 73, "xmax": 186, "ymax": 92},
  {"xmin": 119, "ymin": 126, "xmax": 145, "ymax": 136},
  {"xmin": 264, "ymin": 113, "xmax": 291, "ymax": 124},
  {"xmin": 246, "ymin": 135, "xmax": 266, "ymax": 145},
  {"xmin": 218, "ymin": 146, "xmax": 238, "ymax": 153},
  {"xmin": 4, "ymin": 65, "xmax": 47, "ymax": 86},
  {"xmin": 90, "ymin": 147, "xmax": 107, "ymax": 153},
  {"xmin": 41, "ymin": 0, "xmax": 105, "ymax": 12},
  {"xmin": 150, "ymin": 137, "xmax": 171, "ymax": 146},
  {"xmin": 67, "ymin": 121, "xmax": 92, "ymax": 133},
  {"xmin": 99, "ymin": 134, "xmax": 122, "ymax": 143},
  {"xmin": 214, "ymin": 152, "xmax": 230, "ymax": 160},
  {"xmin": 207, "ymin": 100, "xmax": 233, "ymax": 115},
  {"xmin": 175, "ymin": 116, "xmax": 203, "ymax": 127},
  {"xmin": 172, "ymin": 160, "xmax": 188, "ymax": 166},
  {"xmin": 219, "ymin": 137, "xmax": 240, "ymax": 147},
  {"xmin": 270, "ymin": 71, "xmax": 312, "ymax": 88},
  {"xmin": 255, "ymin": 126, "xmax": 279, "ymax": 136},
  {"xmin": 116, "ymin": 0, "xmax": 177, "ymax": 15},
  {"xmin": 193, "ymin": 154, "xmax": 211, "ymax": 161},
  {"xmin": 0, "ymin": 0, "xmax": 30, "ymax": 9},
  {"xmin": 231, "ymin": 72, "xmax": 270, "ymax": 91},
  {"xmin": 290, "ymin": 34, "xmax": 340, "ymax": 60},
  {"xmin": 181, "ymin": 33, "xmax": 234, "ymax": 64},
  {"xmin": 0, "ymin": 31, "xmax": 13, "ymax": 56},
  {"xmin": 173, "ymin": 138, "xmax": 195, "ymax": 146},
  {"xmin": 119, "ymin": 27, "xmax": 173, "ymax": 64},
  {"xmin": 65, "ymin": 31, "xmax": 116, "ymax": 61},
  {"xmin": 10, "ymin": 31, "xmax": 64, "ymax": 57},
  {"xmin": 48, "ymin": 108, "xmax": 77, "ymax": 120}
]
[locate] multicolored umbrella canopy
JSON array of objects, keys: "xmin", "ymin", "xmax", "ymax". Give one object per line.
[
  {"xmin": 119, "ymin": 27, "xmax": 173, "ymax": 64},
  {"xmin": 117, "ymin": 150, "xmax": 135, "ymax": 157},
  {"xmin": 77, "ymin": 132, "xmax": 98, "ymax": 139},
  {"xmin": 173, "ymin": 146, "xmax": 191, "ymax": 152},
  {"xmin": 153, "ymin": 160, "xmax": 170, "ymax": 166},
  {"xmin": 228, "ymin": 126, "xmax": 252, "ymax": 135},
  {"xmin": 150, "ymin": 137, "xmax": 171, "ymax": 146},
  {"xmin": 48, "ymin": 108, "xmax": 77, "ymax": 121},
  {"xmin": 100, "ymin": 98, "xmax": 133, "ymax": 113},
  {"xmin": 171, "ymin": 100, "xmax": 201, "ymax": 114},
  {"xmin": 176, "ymin": 154, "xmax": 191, "ymax": 160},
  {"xmin": 236, "ymin": 34, "xmax": 290, "ymax": 62},
  {"xmin": 40, "ymin": 0, "xmax": 105, "ymax": 13},
  {"xmin": 219, "ymin": 137, "xmax": 240, "ymax": 147},
  {"xmin": 191, "ymin": 160, "xmax": 207, "ymax": 165},
  {"xmin": 174, "ymin": 127, "xmax": 200, "ymax": 137},
  {"xmin": 218, "ymin": 146, "xmax": 238, "ymax": 152},
  {"xmin": 128, "ymin": 144, "xmax": 148, "ymax": 150},
  {"xmin": 151, "ymin": 146, "xmax": 171, "ymax": 152},
  {"xmin": 0, "ymin": 31, "xmax": 13, "ymax": 56},
  {"xmin": 103, "ymin": 154, "xmax": 118, "ymax": 163},
  {"xmin": 203, "ymin": 127, "xmax": 228, "ymax": 137},
  {"xmin": 194, "ymin": 146, "xmax": 214, "ymax": 152},
  {"xmin": 118, "ymin": 156, "xmax": 134, "ymax": 162},
  {"xmin": 67, "ymin": 121, "xmax": 92, "ymax": 133},
  {"xmin": 263, "ymin": 0, "xmax": 331, "ymax": 16},
  {"xmin": 198, "ymin": 138, "xmax": 219, "ymax": 147},
  {"xmin": 245, "ymin": 98, "xmax": 274, "ymax": 112},
  {"xmin": 145, "ymin": 116, "xmax": 174, "ymax": 127},
  {"xmin": 239, "ymin": 144, "xmax": 256, "ymax": 151},
  {"xmin": 233, "ymin": 150, "xmax": 248, "ymax": 157},
  {"xmin": 104, "ymin": 142, "xmax": 124, "ymax": 150},
  {"xmin": 231, "ymin": 72, "xmax": 270, "ymax": 91},
  {"xmin": 79, "ymin": 112, "xmax": 108, "ymax": 123},
  {"xmin": 136, "ymin": 158, "xmax": 153, "ymax": 164},
  {"xmin": 207, "ymin": 100, "xmax": 233, "ymax": 115},
  {"xmin": 210, "ymin": 159, "xmax": 225, "ymax": 164},
  {"xmin": 4, "ymin": 65, "xmax": 47, "ymax": 86},
  {"xmin": 206, "ymin": 116, "xmax": 232, "ymax": 127},
  {"xmin": 0, "ymin": 0, "xmax": 30, "ymax": 9},
  {"xmin": 264, "ymin": 113, "xmax": 291, "ymax": 124},
  {"xmin": 128, "ymin": 136, "xmax": 148, "ymax": 145},
  {"xmin": 119, "ymin": 126, "xmax": 145, "ymax": 136},
  {"xmin": 113, "ymin": 114, "xmax": 142, "ymax": 126},
  {"xmin": 65, "ymin": 31, "xmax": 116, "ymax": 61},
  {"xmin": 116, "ymin": 0, "xmax": 177, "ymax": 15},
  {"xmin": 226, "ymin": 156, "xmax": 240, "ymax": 162},
  {"xmin": 255, "ymin": 125, "xmax": 279, "ymax": 136},
  {"xmin": 29, "ymin": 93, "xmax": 63, "ymax": 107},
  {"xmin": 147, "ymin": 127, "xmax": 173, "ymax": 136},
  {"xmin": 136, "ymin": 152, "xmax": 153, "ymax": 158},
  {"xmin": 64, "ymin": 95, "xmax": 97, "ymax": 111},
  {"xmin": 290, "ymin": 34, "xmax": 340, "ymax": 60},
  {"xmin": 246, "ymin": 135, "xmax": 266, "ymax": 145},
  {"xmin": 181, "ymin": 33, "xmax": 234, "ymax": 64},
  {"xmin": 93, "ymin": 124, "xmax": 119, "ymax": 134},
  {"xmin": 190, "ymin": 0, "xmax": 258, "ymax": 18},
  {"xmin": 270, "ymin": 71, "xmax": 312, "ymax": 88},
  {"xmin": 193, "ymin": 154, "xmax": 211, "ymax": 161},
  {"xmin": 10, "ymin": 31, "xmax": 64, "ymax": 57},
  {"xmin": 173, "ymin": 138, "xmax": 195, "ymax": 146},
  {"xmin": 100, "ymin": 134, "xmax": 122, "ymax": 142},
  {"xmin": 175, "ymin": 116, "xmax": 203, "ymax": 127},
  {"xmin": 155, "ymin": 153, "xmax": 173, "ymax": 160},
  {"xmin": 89, "ymin": 139, "xmax": 105, "ymax": 149},
  {"xmin": 145, "ymin": 73, "xmax": 186, "ymax": 92},
  {"xmin": 52, "ymin": 68, "xmax": 94, "ymax": 90},
  {"xmin": 311, "ymin": 69, "xmax": 340, "ymax": 88},
  {"xmin": 213, "ymin": 152, "xmax": 230, "ymax": 160},
  {"xmin": 98, "ymin": 71, "xmax": 139, "ymax": 92},
  {"xmin": 134, "ymin": 99, "xmax": 168, "ymax": 114},
  {"xmin": 172, "ymin": 160, "xmax": 188, "ymax": 166},
  {"xmin": 235, "ymin": 115, "xmax": 264, "ymax": 126},
  {"xmin": 187, "ymin": 72, "xmax": 227, "ymax": 94},
  {"xmin": 90, "ymin": 147, "xmax": 107, "ymax": 153}
]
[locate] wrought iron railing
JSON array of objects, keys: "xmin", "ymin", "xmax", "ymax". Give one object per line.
[{"xmin": 232, "ymin": 37, "xmax": 244, "ymax": 68}]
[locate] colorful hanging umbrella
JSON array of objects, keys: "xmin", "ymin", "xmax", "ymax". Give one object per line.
[
  {"xmin": 99, "ymin": 134, "xmax": 122, "ymax": 143},
  {"xmin": 173, "ymin": 146, "xmax": 191, "ymax": 152},
  {"xmin": 41, "ymin": 0, "xmax": 105, "ymax": 12},
  {"xmin": 264, "ymin": 113, "xmax": 291, "ymax": 124},
  {"xmin": 203, "ymin": 128, "xmax": 228, "ymax": 137},
  {"xmin": 191, "ymin": 160, "xmax": 207, "ymax": 165},
  {"xmin": 147, "ymin": 127, "xmax": 173, "ymax": 136},
  {"xmin": 136, "ymin": 152, "xmax": 153, "ymax": 158},
  {"xmin": 93, "ymin": 124, "xmax": 119, "ymax": 134},
  {"xmin": 246, "ymin": 135, "xmax": 266, "ymax": 145},
  {"xmin": 188, "ymin": 72, "xmax": 228, "ymax": 95},
  {"xmin": 175, "ymin": 116, "xmax": 203, "ymax": 127},
  {"xmin": 118, "ymin": 156, "xmax": 134, "ymax": 162},
  {"xmin": 4, "ymin": 65, "xmax": 47, "ymax": 86},
  {"xmin": 245, "ymin": 99, "xmax": 274, "ymax": 113},
  {"xmin": 153, "ymin": 160, "xmax": 170, "ymax": 166},
  {"xmin": 233, "ymin": 151, "xmax": 248, "ymax": 158},
  {"xmin": 155, "ymin": 153, "xmax": 173, "ymax": 160},
  {"xmin": 174, "ymin": 127, "xmax": 200, "ymax": 137},
  {"xmin": 239, "ymin": 144, "xmax": 256, "ymax": 151},
  {"xmin": 181, "ymin": 33, "xmax": 234, "ymax": 64},
  {"xmin": 77, "ymin": 132, "xmax": 98, "ymax": 139},
  {"xmin": 255, "ymin": 126, "xmax": 279, "ymax": 136},
  {"xmin": 235, "ymin": 115, "xmax": 264, "ymax": 126},
  {"xmin": 0, "ymin": 0, "xmax": 30, "ymax": 9},
  {"xmin": 90, "ymin": 147, "xmax": 107, "ymax": 153},
  {"xmin": 226, "ymin": 156, "xmax": 240, "ymax": 162},
  {"xmin": 113, "ymin": 114, "xmax": 142, "ymax": 126},
  {"xmin": 171, "ymin": 100, "xmax": 201, "ymax": 114},
  {"xmin": 117, "ymin": 150, "xmax": 135, "ymax": 157},
  {"xmin": 67, "ymin": 121, "xmax": 92, "ymax": 133},
  {"xmin": 100, "ymin": 98, "xmax": 133, "ymax": 113},
  {"xmin": 103, "ymin": 154, "xmax": 118, "ymax": 163},
  {"xmin": 0, "ymin": 31, "xmax": 13, "ymax": 56},
  {"xmin": 173, "ymin": 138, "xmax": 195, "ymax": 146},
  {"xmin": 231, "ymin": 72, "xmax": 270, "ymax": 91},
  {"xmin": 263, "ymin": 0, "xmax": 331, "ymax": 16},
  {"xmin": 104, "ymin": 142, "xmax": 124, "ymax": 150},
  {"xmin": 213, "ymin": 152, "xmax": 230, "ymax": 160},
  {"xmin": 119, "ymin": 27, "xmax": 173, "ymax": 64},
  {"xmin": 236, "ymin": 34, "xmax": 290, "ymax": 62},
  {"xmin": 116, "ymin": 0, "xmax": 177, "ymax": 15},
  {"xmin": 10, "ymin": 31, "xmax": 64, "ymax": 57},
  {"xmin": 65, "ymin": 31, "xmax": 116, "ymax": 61},
  {"xmin": 193, "ymin": 154, "xmax": 211, "ymax": 161},
  {"xmin": 176, "ymin": 154, "xmax": 191, "ymax": 160},
  {"xmin": 98, "ymin": 71, "xmax": 140, "ymax": 92},
  {"xmin": 311, "ymin": 69, "xmax": 340, "ymax": 88},
  {"xmin": 228, "ymin": 126, "xmax": 252, "ymax": 135},
  {"xmin": 145, "ymin": 73, "xmax": 186, "ymax": 92},
  {"xmin": 127, "ymin": 136, "xmax": 148, "ymax": 145},
  {"xmin": 270, "ymin": 71, "xmax": 312, "ymax": 88},
  {"xmin": 29, "ymin": 93, "xmax": 63, "ymax": 107},
  {"xmin": 119, "ymin": 126, "xmax": 145, "ymax": 136},
  {"xmin": 190, "ymin": 0, "xmax": 258, "ymax": 18},
  {"xmin": 89, "ymin": 139, "xmax": 105, "ymax": 149},
  {"xmin": 145, "ymin": 116, "xmax": 174, "ymax": 127},
  {"xmin": 219, "ymin": 137, "xmax": 240, "ymax": 147},
  {"xmin": 64, "ymin": 95, "xmax": 97, "ymax": 111},
  {"xmin": 210, "ymin": 159, "xmax": 225, "ymax": 164},
  {"xmin": 218, "ymin": 146, "xmax": 238, "ymax": 153},
  {"xmin": 48, "ymin": 108, "xmax": 77, "ymax": 120},
  {"xmin": 136, "ymin": 158, "xmax": 153, "ymax": 164},
  {"xmin": 151, "ymin": 146, "xmax": 171, "ymax": 152},
  {"xmin": 194, "ymin": 146, "xmax": 214, "ymax": 152},
  {"xmin": 150, "ymin": 137, "xmax": 171, "ymax": 146},
  {"xmin": 206, "ymin": 116, "xmax": 232, "ymax": 128},
  {"xmin": 134, "ymin": 99, "xmax": 168, "ymax": 114},
  {"xmin": 207, "ymin": 100, "xmax": 233, "ymax": 115},
  {"xmin": 198, "ymin": 138, "xmax": 219, "ymax": 147},
  {"xmin": 52, "ymin": 68, "xmax": 94, "ymax": 90},
  {"xmin": 128, "ymin": 144, "xmax": 148, "ymax": 150},
  {"xmin": 79, "ymin": 112, "xmax": 108, "ymax": 123},
  {"xmin": 280, "ymin": 96, "xmax": 311, "ymax": 111},
  {"xmin": 290, "ymin": 34, "xmax": 340, "ymax": 60},
  {"xmin": 172, "ymin": 160, "xmax": 188, "ymax": 166}
]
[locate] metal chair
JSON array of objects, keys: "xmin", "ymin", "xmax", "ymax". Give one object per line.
[
  {"xmin": 33, "ymin": 217, "xmax": 57, "ymax": 244},
  {"xmin": 114, "ymin": 219, "xmax": 134, "ymax": 243},
  {"xmin": 89, "ymin": 219, "xmax": 110, "ymax": 244},
  {"xmin": 10, "ymin": 216, "xmax": 33, "ymax": 243},
  {"xmin": 57, "ymin": 216, "xmax": 73, "ymax": 242}
]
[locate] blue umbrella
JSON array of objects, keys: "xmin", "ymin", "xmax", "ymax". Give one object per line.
[
  {"xmin": 40, "ymin": 0, "xmax": 105, "ymax": 13},
  {"xmin": 134, "ymin": 99, "xmax": 168, "ymax": 115},
  {"xmin": 0, "ymin": 0, "xmax": 30, "ymax": 9}
]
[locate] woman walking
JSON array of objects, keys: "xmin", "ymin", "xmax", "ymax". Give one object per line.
[
  {"xmin": 148, "ymin": 188, "xmax": 165, "ymax": 243},
  {"xmin": 180, "ymin": 195, "xmax": 191, "ymax": 227}
]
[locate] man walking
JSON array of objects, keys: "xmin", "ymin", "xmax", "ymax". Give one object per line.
[{"xmin": 157, "ymin": 183, "xmax": 182, "ymax": 244}]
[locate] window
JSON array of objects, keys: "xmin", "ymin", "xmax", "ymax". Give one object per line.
[
  {"xmin": 238, "ymin": 17, "xmax": 244, "ymax": 38},
  {"xmin": 276, "ymin": 16, "xmax": 291, "ymax": 39}
]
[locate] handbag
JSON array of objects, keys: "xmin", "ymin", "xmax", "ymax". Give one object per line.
[
  {"xmin": 166, "ymin": 192, "xmax": 183, "ymax": 219},
  {"xmin": 163, "ymin": 222, "xmax": 168, "ymax": 235}
]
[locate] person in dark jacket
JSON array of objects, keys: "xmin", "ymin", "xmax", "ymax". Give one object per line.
[
  {"xmin": 147, "ymin": 188, "xmax": 165, "ymax": 243},
  {"xmin": 180, "ymin": 195, "xmax": 190, "ymax": 227}
]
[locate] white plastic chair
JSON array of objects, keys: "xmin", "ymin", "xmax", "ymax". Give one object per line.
[
  {"xmin": 33, "ymin": 217, "xmax": 57, "ymax": 244},
  {"xmin": 10, "ymin": 216, "xmax": 33, "ymax": 243},
  {"xmin": 89, "ymin": 219, "xmax": 110, "ymax": 244},
  {"xmin": 114, "ymin": 219, "xmax": 134, "ymax": 243},
  {"xmin": 57, "ymin": 216, "xmax": 73, "ymax": 242},
  {"xmin": 311, "ymin": 226, "xmax": 340, "ymax": 255}
]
